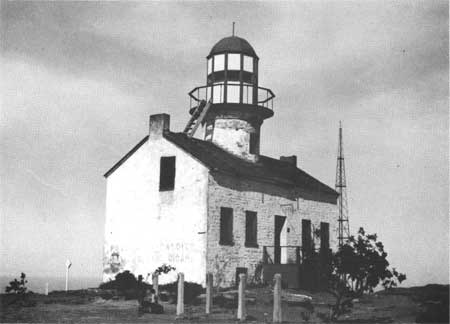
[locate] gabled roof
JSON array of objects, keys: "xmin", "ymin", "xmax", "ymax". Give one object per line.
[{"xmin": 104, "ymin": 132, "xmax": 338, "ymax": 200}]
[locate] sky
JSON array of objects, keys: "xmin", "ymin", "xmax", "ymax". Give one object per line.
[{"xmin": 1, "ymin": 1, "xmax": 448, "ymax": 288}]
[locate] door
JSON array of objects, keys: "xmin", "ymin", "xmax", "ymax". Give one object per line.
[{"xmin": 274, "ymin": 216, "xmax": 286, "ymax": 264}]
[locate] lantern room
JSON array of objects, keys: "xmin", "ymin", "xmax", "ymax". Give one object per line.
[{"xmin": 188, "ymin": 34, "xmax": 275, "ymax": 162}]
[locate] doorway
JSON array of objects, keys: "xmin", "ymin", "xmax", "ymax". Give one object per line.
[{"xmin": 274, "ymin": 216, "xmax": 286, "ymax": 264}]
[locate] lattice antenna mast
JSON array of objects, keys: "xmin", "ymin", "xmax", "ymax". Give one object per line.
[{"xmin": 336, "ymin": 121, "xmax": 350, "ymax": 247}]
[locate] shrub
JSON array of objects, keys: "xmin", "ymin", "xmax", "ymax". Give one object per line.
[
  {"xmin": 5, "ymin": 273, "xmax": 29, "ymax": 294},
  {"xmin": 99, "ymin": 270, "xmax": 150, "ymax": 299},
  {"xmin": 328, "ymin": 227, "xmax": 406, "ymax": 320},
  {"xmin": 159, "ymin": 281, "xmax": 204, "ymax": 304}
]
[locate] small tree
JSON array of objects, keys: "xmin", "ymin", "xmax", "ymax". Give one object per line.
[
  {"xmin": 329, "ymin": 227, "xmax": 406, "ymax": 320},
  {"xmin": 5, "ymin": 272, "xmax": 29, "ymax": 294}
]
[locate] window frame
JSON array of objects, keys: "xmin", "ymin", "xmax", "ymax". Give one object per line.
[
  {"xmin": 159, "ymin": 156, "xmax": 176, "ymax": 192},
  {"xmin": 249, "ymin": 132, "xmax": 259, "ymax": 155},
  {"xmin": 243, "ymin": 55, "xmax": 254, "ymax": 72},
  {"xmin": 227, "ymin": 53, "xmax": 241, "ymax": 70},
  {"xmin": 245, "ymin": 211, "xmax": 258, "ymax": 248},
  {"xmin": 214, "ymin": 54, "xmax": 225, "ymax": 72},
  {"xmin": 219, "ymin": 207, "xmax": 234, "ymax": 246}
]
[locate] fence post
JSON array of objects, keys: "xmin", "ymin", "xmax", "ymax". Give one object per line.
[
  {"xmin": 206, "ymin": 272, "xmax": 213, "ymax": 315},
  {"xmin": 263, "ymin": 246, "xmax": 268, "ymax": 264},
  {"xmin": 152, "ymin": 273, "xmax": 159, "ymax": 302},
  {"xmin": 296, "ymin": 246, "xmax": 301, "ymax": 264},
  {"xmin": 176, "ymin": 272, "xmax": 184, "ymax": 317},
  {"xmin": 237, "ymin": 273, "xmax": 247, "ymax": 321},
  {"xmin": 273, "ymin": 273, "xmax": 282, "ymax": 323}
]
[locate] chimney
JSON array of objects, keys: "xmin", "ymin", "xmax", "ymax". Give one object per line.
[
  {"xmin": 280, "ymin": 155, "xmax": 297, "ymax": 167},
  {"xmin": 149, "ymin": 114, "xmax": 170, "ymax": 140}
]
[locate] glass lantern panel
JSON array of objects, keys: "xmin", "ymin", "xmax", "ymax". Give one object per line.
[
  {"xmin": 214, "ymin": 54, "xmax": 225, "ymax": 72},
  {"xmin": 213, "ymin": 83, "xmax": 224, "ymax": 103},
  {"xmin": 227, "ymin": 53, "xmax": 241, "ymax": 70},
  {"xmin": 207, "ymin": 58, "xmax": 212, "ymax": 75},
  {"xmin": 227, "ymin": 82, "xmax": 240, "ymax": 103},
  {"xmin": 243, "ymin": 83, "xmax": 253, "ymax": 104},
  {"xmin": 243, "ymin": 55, "xmax": 253, "ymax": 72}
]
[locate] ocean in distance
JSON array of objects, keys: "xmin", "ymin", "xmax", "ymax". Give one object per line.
[{"xmin": 0, "ymin": 275, "xmax": 102, "ymax": 294}]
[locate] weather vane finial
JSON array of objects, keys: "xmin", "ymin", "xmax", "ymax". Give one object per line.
[{"xmin": 232, "ymin": 22, "xmax": 235, "ymax": 36}]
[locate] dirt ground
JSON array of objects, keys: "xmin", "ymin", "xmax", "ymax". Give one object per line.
[{"xmin": 1, "ymin": 285, "xmax": 448, "ymax": 323}]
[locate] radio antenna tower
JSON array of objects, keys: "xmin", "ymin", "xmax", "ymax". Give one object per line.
[{"xmin": 336, "ymin": 121, "xmax": 350, "ymax": 247}]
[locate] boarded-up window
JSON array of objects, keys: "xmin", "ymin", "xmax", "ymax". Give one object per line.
[
  {"xmin": 220, "ymin": 207, "xmax": 233, "ymax": 245},
  {"xmin": 320, "ymin": 222, "xmax": 330, "ymax": 252},
  {"xmin": 249, "ymin": 133, "xmax": 259, "ymax": 154},
  {"xmin": 302, "ymin": 219, "xmax": 312, "ymax": 257},
  {"xmin": 245, "ymin": 211, "xmax": 257, "ymax": 247},
  {"xmin": 159, "ymin": 156, "xmax": 176, "ymax": 191}
]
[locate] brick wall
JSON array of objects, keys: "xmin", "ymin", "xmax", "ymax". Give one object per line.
[{"xmin": 206, "ymin": 172, "xmax": 338, "ymax": 287}]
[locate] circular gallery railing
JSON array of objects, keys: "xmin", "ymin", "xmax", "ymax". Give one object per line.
[{"xmin": 188, "ymin": 84, "xmax": 275, "ymax": 111}]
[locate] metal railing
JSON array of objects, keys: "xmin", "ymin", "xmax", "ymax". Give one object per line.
[
  {"xmin": 262, "ymin": 246, "xmax": 321, "ymax": 265},
  {"xmin": 188, "ymin": 84, "xmax": 275, "ymax": 111}
]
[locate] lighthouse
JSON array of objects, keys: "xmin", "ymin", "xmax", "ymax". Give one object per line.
[
  {"xmin": 187, "ymin": 35, "xmax": 275, "ymax": 162},
  {"xmin": 103, "ymin": 32, "xmax": 338, "ymax": 288}
]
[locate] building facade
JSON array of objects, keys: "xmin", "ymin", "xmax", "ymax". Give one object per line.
[{"xmin": 103, "ymin": 35, "xmax": 338, "ymax": 287}]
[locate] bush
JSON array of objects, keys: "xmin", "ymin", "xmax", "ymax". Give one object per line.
[
  {"xmin": 159, "ymin": 281, "xmax": 204, "ymax": 304},
  {"xmin": 5, "ymin": 273, "xmax": 29, "ymax": 294},
  {"xmin": 4, "ymin": 273, "xmax": 35, "ymax": 307},
  {"xmin": 99, "ymin": 271, "xmax": 150, "ymax": 299}
]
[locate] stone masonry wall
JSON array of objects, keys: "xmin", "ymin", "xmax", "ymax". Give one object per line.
[{"xmin": 206, "ymin": 172, "xmax": 338, "ymax": 287}]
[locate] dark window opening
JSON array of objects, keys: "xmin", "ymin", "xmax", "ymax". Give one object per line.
[
  {"xmin": 245, "ymin": 211, "xmax": 258, "ymax": 247},
  {"xmin": 320, "ymin": 222, "xmax": 330, "ymax": 252},
  {"xmin": 249, "ymin": 133, "xmax": 259, "ymax": 154},
  {"xmin": 159, "ymin": 156, "xmax": 176, "ymax": 191},
  {"xmin": 302, "ymin": 219, "xmax": 312, "ymax": 258},
  {"xmin": 220, "ymin": 207, "xmax": 233, "ymax": 245}
]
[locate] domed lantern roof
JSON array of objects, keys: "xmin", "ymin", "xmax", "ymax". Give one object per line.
[{"xmin": 207, "ymin": 36, "xmax": 258, "ymax": 59}]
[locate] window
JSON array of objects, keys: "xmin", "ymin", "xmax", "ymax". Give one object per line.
[
  {"xmin": 227, "ymin": 82, "xmax": 240, "ymax": 103},
  {"xmin": 214, "ymin": 54, "xmax": 225, "ymax": 71},
  {"xmin": 245, "ymin": 211, "xmax": 258, "ymax": 247},
  {"xmin": 207, "ymin": 58, "xmax": 212, "ymax": 75},
  {"xmin": 220, "ymin": 207, "xmax": 233, "ymax": 245},
  {"xmin": 249, "ymin": 133, "xmax": 259, "ymax": 154},
  {"xmin": 243, "ymin": 83, "xmax": 253, "ymax": 104},
  {"xmin": 320, "ymin": 222, "xmax": 330, "ymax": 252},
  {"xmin": 243, "ymin": 55, "xmax": 253, "ymax": 72},
  {"xmin": 159, "ymin": 156, "xmax": 176, "ymax": 191},
  {"xmin": 213, "ymin": 83, "xmax": 224, "ymax": 103},
  {"xmin": 302, "ymin": 219, "xmax": 312, "ymax": 258},
  {"xmin": 228, "ymin": 53, "xmax": 241, "ymax": 70}
]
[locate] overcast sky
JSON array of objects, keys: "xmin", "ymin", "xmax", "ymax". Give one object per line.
[{"xmin": 1, "ymin": 1, "xmax": 448, "ymax": 288}]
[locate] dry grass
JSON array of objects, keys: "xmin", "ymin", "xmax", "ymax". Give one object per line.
[{"xmin": 1, "ymin": 285, "xmax": 447, "ymax": 323}]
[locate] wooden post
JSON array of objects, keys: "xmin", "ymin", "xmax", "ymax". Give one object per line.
[
  {"xmin": 152, "ymin": 273, "xmax": 159, "ymax": 300},
  {"xmin": 263, "ymin": 246, "xmax": 268, "ymax": 264},
  {"xmin": 273, "ymin": 273, "xmax": 282, "ymax": 323},
  {"xmin": 237, "ymin": 273, "xmax": 247, "ymax": 321},
  {"xmin": 176, "ymin": 272, "xmax": 184, "ymax": 317},
  {"xmin": 296, "ymin": 246, "xmax": 301, "ymax": 264},
  {"xmin": 206, "ymin": 272, "xmax": 213, "ymax": 314}
]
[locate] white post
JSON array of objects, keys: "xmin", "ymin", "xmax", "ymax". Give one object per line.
[
  {"xmin": 237, "ymin": 273, "xmax": 247, "ymax": 321},
  {"xmin": 152, "ymin": 273, "xmax": 159, "ymax": 301},
  {"xmin": 45, "ymin": 282, "xmax": 49, "ymax": 296},
  {"xmin": 176, "ymin": 272, "xmax": 184, "ymax": 317},
  {"xmin": 206, "ymin": 272, "xmax": 213, "ymax": 314},
  {"xmin": 273, "ymin": 273, "xmax": 282, "ymax": 323},
  {"xmin": 65, "ymin": 259, "xmax": 72, "ymax": 292}
]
